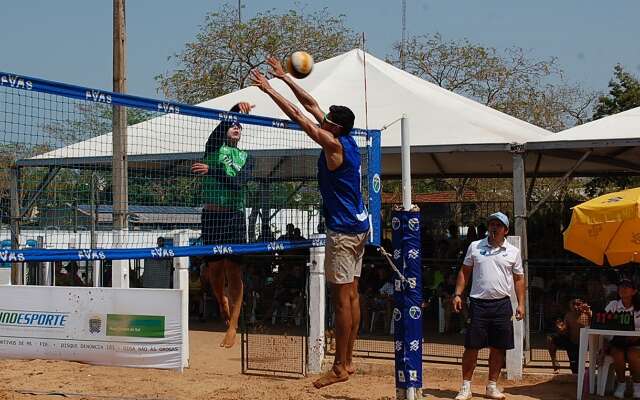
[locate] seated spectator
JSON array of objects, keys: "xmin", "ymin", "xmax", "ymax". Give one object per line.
[
  {"xmin": 57, "ymin": 261, "xmax": 85, "ymax": 287},
  {"xmin": 370, "ymin": 271, "xmax": 394, "ymax": 333},
  {"xmin": 604, "ymin": 278, "xmax": 640, "ymax": 399},
  {"xmin": 278, "ymin": 223, "xmax": 296, "ymax": 241},
  {"xmin": 293, "ymin": 228, "xmax": 305, "ymax": 241},
  {"xmin": 547, "ymin": 298, "xmax": 591, "ymax": 374}
]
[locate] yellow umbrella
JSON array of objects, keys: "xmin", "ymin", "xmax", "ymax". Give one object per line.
[{"xmin": 563, "ymin": 187, "xmax": 640, "ymax": 266}]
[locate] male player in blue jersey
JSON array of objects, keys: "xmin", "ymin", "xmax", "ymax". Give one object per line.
[{"xmin": 252, "ymin": 57, "xmax": 370, "ymax": 389}]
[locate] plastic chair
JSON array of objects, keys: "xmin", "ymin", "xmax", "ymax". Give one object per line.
[{"xmin": 596, "ymin": 355, "xmax": 616, "ymax": 396}]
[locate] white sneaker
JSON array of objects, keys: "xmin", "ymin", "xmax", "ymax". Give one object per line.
[
  {"xmin": 614, "ymin": 382, "xmax": 626, "ymax": 399},
  {"xmin": 485, "ymin": 383, "xmax": 506, "ymax": 400},
  {"xmin": 455, "ymin": 383, "xmax": 472, "ymax": 400}
]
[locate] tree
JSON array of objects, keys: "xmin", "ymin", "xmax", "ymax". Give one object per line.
[
  {"xmin": 592, "ymin": 64, "xmax": 640, "ymax": 120},
  {"xmin": 156, "ymin": 3, "xmax": 358, "ymax": 104},
  {"xmin": 390, "ymin": 34, "xmax": 596, "ymax": 132}
]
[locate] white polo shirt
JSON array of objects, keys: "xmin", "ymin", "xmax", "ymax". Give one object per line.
[{"xmin": 463, "ymin": 238, "xmax": 524, "ymax": 300}]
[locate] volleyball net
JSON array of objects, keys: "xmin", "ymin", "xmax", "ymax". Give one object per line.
[{"xmin": 0, "ymin": 72, "xmax": 381, "ymax": 262}]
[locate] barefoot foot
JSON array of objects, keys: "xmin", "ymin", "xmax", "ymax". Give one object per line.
[
  {"xmin": 220, "ymin": 327, "xmax": 237, "ymax": 348},
  {"xmin": 345, "ymin": 363, "xmax": 356, "ymax": 375},
  {"xmin": 313, "ymin": 365, "xmax": 349, "ymax": 389}
]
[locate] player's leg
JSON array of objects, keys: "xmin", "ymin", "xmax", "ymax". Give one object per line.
[
  {"xmin": 345, "ymin": 231, "xmax": 366, "ymax": 374},
  {"xmin": 313, "ymin": 231, "xmax": 353, "ymax": 388},
  {"xmin": 345, "ymin": 277, "xmax": 359, "ymax": 374},
  {"xmin": 221, "ymin": 257, "xmax": 243, "ymax": 348}
]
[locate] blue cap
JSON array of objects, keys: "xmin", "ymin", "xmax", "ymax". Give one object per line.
[{"xmin": 487, "ymin": 212, "xmax": 509, "ymax": 229}]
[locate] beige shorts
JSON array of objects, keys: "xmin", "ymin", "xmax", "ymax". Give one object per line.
[{"xmin": 324, "ymin": 229, "xmax": 368, "ymax": 284}]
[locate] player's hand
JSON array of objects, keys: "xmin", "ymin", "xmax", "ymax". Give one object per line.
[
  {"xmin": 452, "ymin": 295, "xmax": 463, "ymax": 313},
  {"xmin": 236, "ymin": 102, "xmax": 254, "ymax": 114},
  {"xmin": 250, "ymin": 69, "xmax": 272, "ymax": 92},
  {"xmin": 515, "ymin": 304, "xmax": 525, "ymax": 321},
  {"xmin": 266, "ymin": 56, "xmax": 286, "ymax": 79},
  {"xmin": 191, "ymin": 162, "xmax": 209, "ymax": 175}
]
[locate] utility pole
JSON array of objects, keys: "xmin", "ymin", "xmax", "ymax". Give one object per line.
[
  {"xmin": 112, "ymin": 0, "xmax": 128, "ymax": 231},
  {"xmin": 238, "ymin": 0, "xmax": 242, "ymax": 23},
  {"xmin": 112, "ymin": 0, "xmax": 129, "ymax": 288}
]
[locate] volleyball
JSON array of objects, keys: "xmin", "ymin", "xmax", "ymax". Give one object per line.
[{"xmin": 286, "ymin": 51, "xmax": 314, "ymax": 79}]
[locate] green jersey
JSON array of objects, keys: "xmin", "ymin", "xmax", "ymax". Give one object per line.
[{"xmin": 202, "ymin": 144, "xmax": 249, "ymax": 210}]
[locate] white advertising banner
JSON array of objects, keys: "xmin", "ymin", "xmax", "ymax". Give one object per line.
[{"xmin": 0, "ymin": 286, "xmax": 183, "ymax": 370}]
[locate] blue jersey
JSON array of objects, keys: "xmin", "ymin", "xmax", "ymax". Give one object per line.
[{"xmin": 318, "ymin": 135, "xmax": 370, "ymax": 234}]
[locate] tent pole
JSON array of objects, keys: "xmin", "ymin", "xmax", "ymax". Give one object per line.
[
  {"xmin": 511, "ymin": 145, "xmax": 530, "ymax": 363},
  {"xmin": 401, "ymin": 115, "xmax": 411, "ymax": 210}
]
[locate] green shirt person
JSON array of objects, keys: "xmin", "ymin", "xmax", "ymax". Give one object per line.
[{"xmin": 191, "ymin": 101, "xmax": 254, "ymax": 349}]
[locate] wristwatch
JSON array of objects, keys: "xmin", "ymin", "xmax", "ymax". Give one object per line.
[{"xmin": 454, "ymin": 294, "xmax": 462, "ymax": 298}]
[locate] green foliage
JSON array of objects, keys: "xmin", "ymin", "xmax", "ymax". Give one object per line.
[
  {"xmin": 156, "ymin": 3, "xmax": 358, "ymax": 103},
  {"xmin": 391, "ymin": 34, "xmax": 597, "ymax": 132},
  {"xmin": 593, "ymin": 64, "xmax": 640, "ymax": 120}
]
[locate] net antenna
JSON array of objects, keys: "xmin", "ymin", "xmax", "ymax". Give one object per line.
[{"xmin": 362, "ymin": 32, "xmax": 370, "ymax": 131}]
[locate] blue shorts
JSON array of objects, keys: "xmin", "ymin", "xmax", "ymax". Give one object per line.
[{"xmin": 465, "ymin": 297, "xmax": 514, "ymax": 350}]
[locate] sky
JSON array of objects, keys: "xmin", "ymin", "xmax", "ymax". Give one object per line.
[{"xmin": 1, "ymin": 0, "xmax": 639, "ymax": 101}]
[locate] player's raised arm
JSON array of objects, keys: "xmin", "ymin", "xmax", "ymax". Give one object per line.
[
  {"xmin": 266, "ymin": 56, "xmax": 324, "ymax": 124},
  {"xmin": 250, "ymin": 69, "xmax": 341, "ymax": 156}
]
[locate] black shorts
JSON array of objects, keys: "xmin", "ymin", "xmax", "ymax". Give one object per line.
[
  {"xmin": 201, "ymin": 209, "xmax": 246, "ymax": 263},
  {"xmin": 465, "ymin": 297, "xmax": 514, "ymax": 350},
  {"xmin": 549, "ymin": 333, "xmax": 579, "ymax": 372}
]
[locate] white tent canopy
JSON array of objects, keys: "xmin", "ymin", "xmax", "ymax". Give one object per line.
[
  {"xmin": 526, "ymin": 106, "xmax": 640, "ymax": 176},
  {"xmin": 24, "ymin": 49, "xmax": 560, "ymax": 177}
]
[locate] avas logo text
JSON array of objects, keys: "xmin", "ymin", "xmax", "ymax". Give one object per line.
[
  {"xmin": 151, "ymin": 248, "xmax": 175, "ymax": 258},
  {"xmin": 85, "ymin": 90, "xmax": 112, "ymax": 104},
  {"xmin": 0, "ymin": 75, "xmax": 32, "ymax": 90},
  {"xmin": 0, "ymin": 251, "xmax": 25, "ymax": 262},
  {"xmin": 78, "ymin": 250, "xmax": 106, "ymax": 260}
]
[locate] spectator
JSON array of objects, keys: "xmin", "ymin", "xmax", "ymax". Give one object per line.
[
  {"xmin": 547, "ymin": 299, "xmax": 591, "ymax": 374},
  {"xmin": 142, "ymin": 236, "xmax": 173, "ymax": 289},
  {"xmin": 57, "ymin": 261, "xmax": 85, "ymax": 286},
  {"xmin": 279, "ymin": 223, "xmax": 296, "ymax": 241},
  {"xmin": 293, "ymin": 227, "xmax": 305, "ymax": 241},
  {"xmin": 604, "ymin": 278, "xmax": 640, "ymax": 399},
  {"xmin": 371, "ymin": 272, "xmax": 394, "ymax": 333}
]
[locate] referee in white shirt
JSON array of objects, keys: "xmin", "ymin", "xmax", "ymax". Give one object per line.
[{"xmin": 452, "ymin": 212, "xmax": 525, "ymax": 400}]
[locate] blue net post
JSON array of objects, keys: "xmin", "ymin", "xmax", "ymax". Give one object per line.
[
  {"xmin": 391, "ymin": 206, "xmax": 422, "ymax": 398},
  {"xmin": 367, "ymin": 129, "xmax": 382, "ymax": 247}
]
